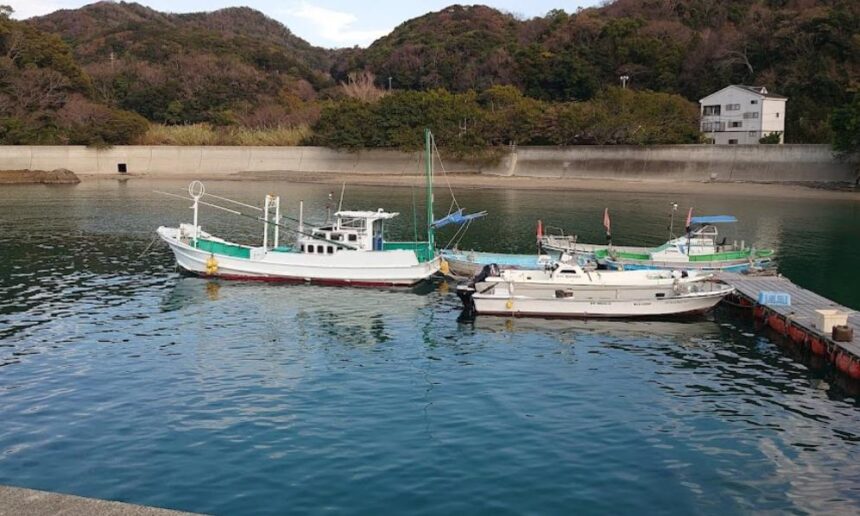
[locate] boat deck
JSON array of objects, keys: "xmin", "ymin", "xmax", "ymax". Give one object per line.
[{"xmin": 718, "ymin": 272, "xmax": 860, "ymax": 377}]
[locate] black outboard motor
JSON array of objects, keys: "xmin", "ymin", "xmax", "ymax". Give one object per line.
[
  {"xmin": 472, "ymin": 263, "xmax": 500, "ymax": 284},
  {"xmin": 456, "ymin": 263, "xmax": 500, "ymax": 319}
]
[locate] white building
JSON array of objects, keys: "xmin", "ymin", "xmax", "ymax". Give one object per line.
[{"xmin": 699, "ymin": 85, "xmax": 787, "ymax": 144}]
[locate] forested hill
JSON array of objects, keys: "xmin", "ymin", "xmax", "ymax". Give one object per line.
[
  {"xmin": 27, "ymin": 2, "xmax": 333, "ymax": 127},
  {"xmin": 356, "ymin": 1, "xmax": 859, "ymax": 143},
  {"xmin": 5, "ymin": 1, "xmax": 860, "ymax": 147}
]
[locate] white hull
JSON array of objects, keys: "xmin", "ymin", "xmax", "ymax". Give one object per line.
[
  {"xmin": 470, "ymin": 289, "xmax": 730, "ymax": 318},
  {"xmin": 158, "ymin": 227, "xmax": 439, "ymax": 286}
]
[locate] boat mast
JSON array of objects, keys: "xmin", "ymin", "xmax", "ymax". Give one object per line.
[
  {"xmin": 299, "ymin": 200, "xmax": 304, "ymax": 233},
  {"xmin": 425, "ymin": 128, "xmax": 435, "ymax": 250},
  {"xmin": 189, "ymin": 181, "xmax": 204, "ymax": 245},
  {"xmin": 273, "ymin": 196, "xmax": 280, "ymax": 248},
  {"xmin": 263, "ymin": 194, "xmax": 270, "ymax": 249},
  {"xmin": 668, "ymin": 202, "xmax": 678, "ymax": 240}
]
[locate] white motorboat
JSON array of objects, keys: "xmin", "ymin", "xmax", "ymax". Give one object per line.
[{"xmin": 456, "ymin": 264, "xmax": 733, "ymax": 318}]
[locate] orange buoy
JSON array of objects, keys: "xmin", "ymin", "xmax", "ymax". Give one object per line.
[
  {"xmin": 849, "ymin": 359, "xmax": 860, "ymax": 380},
  {"xmin": 836, "ymin": 353, "xmax": 852, "ymax": 375},
  {"xmin": 788, "ymin": 325, "xmax": 806, "ymax": 344},
  {"xmin": 809, "ymin": 338, "xmax": 826, "ymax": 356},
  {"xmin": 767, "ymin": 315, "xmax": 785, "ymax": 334}
]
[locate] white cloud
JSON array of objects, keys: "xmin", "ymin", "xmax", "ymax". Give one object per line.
[
  {"xmin": 284, "ymin": 2, "xmax": 389, "ymax": 47},
  {"xmin": 10, "ymin": 0, "xmax": 74, "ymax": 19}
]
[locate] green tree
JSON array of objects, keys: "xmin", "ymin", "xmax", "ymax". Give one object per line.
[
  {"xmin": 831, "ymin": 93, "xmax": 860, "ymax": 181},
  {"xmin": 759, "ymin": 133, "xmax": 782, "ymax": 144}
]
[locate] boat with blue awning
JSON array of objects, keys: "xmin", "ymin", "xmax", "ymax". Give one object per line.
[{"xmin": 542, "ymin": 211, "xmax": 775, "ymax": 272}]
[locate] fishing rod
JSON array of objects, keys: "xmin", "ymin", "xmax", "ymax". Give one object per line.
[{"xmin": 154, "ymin": 190, "xmax": 359, "ymax": 250}]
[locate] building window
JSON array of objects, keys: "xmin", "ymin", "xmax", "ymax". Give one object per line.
[
  {"xmin": 307, "ymin": 245, "xmax": 314, "ymax": 253},
  {"xmin": 702, "ymin": 121, "xmax": 725, "ymax": 132},
  {"xmin": 348, "ymin": 234, "xmax": 357, "ymax": 242},
  {"xmin": 728, "ymin": 139, "xmax": 738, "ymax": 144},
  {"xmin": 749, "ymin": 131, "xmax": 757, "ymax": 137},
  {"xmin": 743, "ymin": 112, "xmax": 759, "ymax": 119},
  {"xmin": 775, "ymin": 112, "xmax": 780, "ymax": 118},
  {"xmin": 730, "ymin": 121, "xmax": 742, "ymax": 128},
  {"xmin": 326, "ymin": 246, "xmax": 334, "ymax": 254},
  {"xmin": 703, "ymin": 105, "xmax": 721, "ymax": 116},
  {"xmin": 725, "ymin": 104, "xmax": 740, "ymax": 111},
  {"xmin": 317, "ymin": 245, "xmax": 324, "ymax": 254},
  {"xmin": 751, "ymin": 100, "xmax": 758, "ymax": 105}
]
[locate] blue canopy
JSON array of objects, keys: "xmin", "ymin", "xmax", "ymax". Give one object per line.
[
  {"xmin": 432, "ymin": 208, "xmax": 488, "ymax": 229},
  {"xmin": 690, "ymin": 215, "xmax": 737, "ymax": 225}
]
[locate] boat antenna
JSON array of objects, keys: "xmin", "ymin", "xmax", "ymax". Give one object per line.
[
  {"xmin": 337, "ymin": 182, "xmax": 346, "ymax": 212},
  {"xmin": 668, "ymin": 202, "xmax": 678, "ymax": 239}
]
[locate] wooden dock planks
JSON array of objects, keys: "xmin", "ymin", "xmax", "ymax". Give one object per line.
[{"xmin": 718, "ymin": 272, "xmax": 860, "ymax": 358}]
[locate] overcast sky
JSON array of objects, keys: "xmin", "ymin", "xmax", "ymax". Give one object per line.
[{"xmin": 12, "ymin": 0, "xmax": 598, "ymax": 48}]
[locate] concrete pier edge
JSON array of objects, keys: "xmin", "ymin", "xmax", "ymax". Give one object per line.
[
  {"xmin": 0, "ymin": 144, "xmax": 854, "ymax": 183},
  {"xmin": 0, "ymin": 485, "xmax": 201, "ymax": 516}
]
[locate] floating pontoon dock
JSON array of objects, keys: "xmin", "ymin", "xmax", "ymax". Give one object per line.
[{"xmin": 719, "ymin": 272, "xmax": 860, "ymax": 379}]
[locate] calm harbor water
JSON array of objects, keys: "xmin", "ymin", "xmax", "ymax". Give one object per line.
[{"xmin": 1, "ymin": 179, "xmax": 859, "ymax": 514}]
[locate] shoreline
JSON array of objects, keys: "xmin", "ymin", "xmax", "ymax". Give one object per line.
[{"xmin": 80, "ymin": 172, "xmax": 860, "ymax": 201}]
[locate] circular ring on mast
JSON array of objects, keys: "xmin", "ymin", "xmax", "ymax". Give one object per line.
[{"xmin": 189, "ymin": 181, "xmax": 205, "ymax": 200}]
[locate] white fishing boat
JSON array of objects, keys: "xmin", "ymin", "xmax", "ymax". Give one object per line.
[
  {"xmin": 157, "ymin": 129, "xmax": 443, "ymax": 286},
  {"xmin": 456, "ymin": 264, "xmax": 733, "ymax": 318}
]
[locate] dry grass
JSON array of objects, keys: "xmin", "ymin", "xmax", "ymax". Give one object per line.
[{"xmin": 136, "ymin": 123, "xmax": 312, "ymax": 146}]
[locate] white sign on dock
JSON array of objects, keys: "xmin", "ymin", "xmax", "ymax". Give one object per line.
[{"xmin": 757, "ymin": 291, "xmax": 792, "ymax": 306}]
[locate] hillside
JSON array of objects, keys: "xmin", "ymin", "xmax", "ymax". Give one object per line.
[
  {"xmin": 0, "ymin": 10, "xmax": 148, "ymax": 145},
  {"xmin": 28, "ymin": 1, "xmax": 333, "ymax": 126},
  {"xmin": 6, "ymin": 1, "xmax": 860, "ymax": 147}
]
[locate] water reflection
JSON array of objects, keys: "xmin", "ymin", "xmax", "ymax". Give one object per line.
[
  {"xmin": 1, "ymin": 180, "xmax": 859, "ymax": 515},
  {"xmin": 160, "ymin": 276, "xmax": 437, "ymax": 347}
]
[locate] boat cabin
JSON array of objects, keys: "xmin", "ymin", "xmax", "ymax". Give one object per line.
[
  {"xmin": 660, "ymin": 216, "xmax": 741, "ymax": 257},
  {"xmin": 297, "ymin": 209, "xmax": 399, "ymax": 254}
]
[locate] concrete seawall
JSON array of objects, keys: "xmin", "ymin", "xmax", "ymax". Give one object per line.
[{"xmin": 0, "ymin": 144, "xmax": 853, "ymax": 183}]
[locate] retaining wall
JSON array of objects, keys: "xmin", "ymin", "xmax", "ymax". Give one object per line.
[{"xmin": 0, "ymin": 144, "xmax": 853, "ymax": 183}]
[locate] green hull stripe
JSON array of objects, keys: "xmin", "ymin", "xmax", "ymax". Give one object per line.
[{"xmin": 195, "ymin": 238, "xmax": 251, "ymax": 259}]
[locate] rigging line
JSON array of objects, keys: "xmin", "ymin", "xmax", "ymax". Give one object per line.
[
  {"xmin": 443, "ymin": 218, "xmax": 471, "ymax": 250},
  {"xmin": 451, "ymin": 219, "xmax": 473, "ymax": 250},
  {"xmin": 136, "ymin": 234, "xmax": 160, "ymax": 259},
  {"xmin": 154, "ymin": 191, "xmax": 358, "ymax": 250},
  {"xmin": 201, "ymin": 191, "xmax": 263, "ymax": 212},
  {"xmin": 430, "ymin": 137, "xmax": 460, "ymax": 211},
  {"xmin": 411, "ymin": 150, "xmax": 421, "ymax": 242}
]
